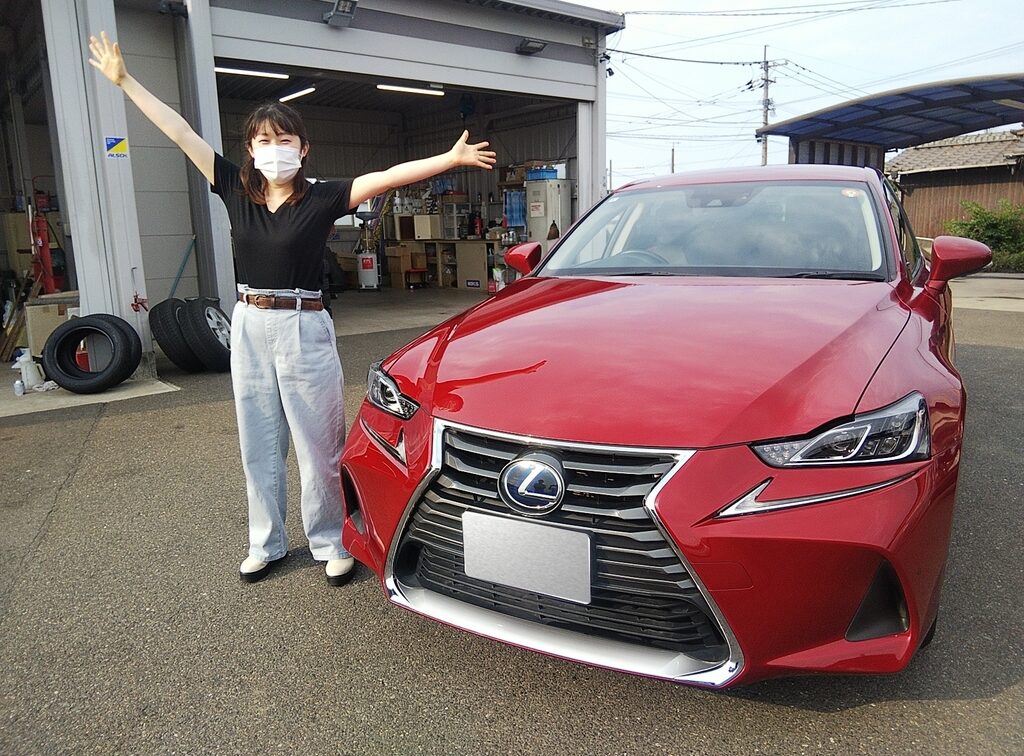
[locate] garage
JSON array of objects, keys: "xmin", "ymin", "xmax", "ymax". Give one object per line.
[{"xmin": 1, "ymin": 0, "xmax": 623, "ymax": 385}]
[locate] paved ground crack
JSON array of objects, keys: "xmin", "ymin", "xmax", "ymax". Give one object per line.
[{"xmin": 0, "ymin": 404, "xmax": 107, "ymax": 616}]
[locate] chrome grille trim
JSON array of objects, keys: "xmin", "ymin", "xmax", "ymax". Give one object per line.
[{"xmin": 382, "ymin": 418, "xmax": 744, "ymax": 687}]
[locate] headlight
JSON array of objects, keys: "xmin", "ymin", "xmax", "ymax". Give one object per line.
[
  {"xmin": 752, "ymin": 393, "xmax": 929, "ymax": 466},
  {"xmin": 367, "ymin": 362, "xmax": 419, "ymax": 420}
]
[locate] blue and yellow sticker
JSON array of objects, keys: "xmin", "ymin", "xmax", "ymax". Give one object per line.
[{"xmin": 105, "ymin": 136, "xmax": 129, "ymax": 159}]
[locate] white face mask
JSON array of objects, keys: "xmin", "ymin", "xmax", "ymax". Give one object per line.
[{"xmin": 252, "ymin": 144, "xmax": 302, "ymax": 183}]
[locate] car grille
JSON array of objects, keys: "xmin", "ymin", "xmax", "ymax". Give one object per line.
[{"xmin": 392, "ymin": 426, "xmax": 728, "ymax": 661}]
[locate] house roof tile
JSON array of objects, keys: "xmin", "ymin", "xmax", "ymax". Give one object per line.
[{"xmin": 886, "ymin": 129, "xmax": 1024, "ymax": 174}]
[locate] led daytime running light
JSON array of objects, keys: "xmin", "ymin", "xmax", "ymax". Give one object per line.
[
  {"xmin": 367, "ymin": 363, "xmax": 419, "ymax": 420},
  {"xmin": 752, "ymin": 393, "xmax": 929, "ymax": 467}
]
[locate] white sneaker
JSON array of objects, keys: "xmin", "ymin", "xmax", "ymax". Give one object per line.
[
  {"xmin": 239, "ymin": 553, "xmax": 286, "ymax": 583},
  {"xmin": 325, "ymin": 557, "xmax": 355, "ymax": 587}
]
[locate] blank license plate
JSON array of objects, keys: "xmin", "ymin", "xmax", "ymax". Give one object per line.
[{"xmin": 462, "ymin": 511, "xmax": 592, "ymax": 604}]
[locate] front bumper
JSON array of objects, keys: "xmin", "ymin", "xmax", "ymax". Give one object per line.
[{"xmin": 341, "ymin": 409, "xmax": 957, "ymax": 687}]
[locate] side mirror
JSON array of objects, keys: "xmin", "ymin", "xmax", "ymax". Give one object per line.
[
  {"xmin": 927, "ymin": 235, "xmax": 991, "ymax": 289},
  {"xmin": 505, "ymin": 242, "xmax": 542, "ymax": 276}
]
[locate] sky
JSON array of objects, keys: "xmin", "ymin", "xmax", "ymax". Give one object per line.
[{"xmin": 572, "ymin": 0, "xmax": 1024, "ymax": 184}]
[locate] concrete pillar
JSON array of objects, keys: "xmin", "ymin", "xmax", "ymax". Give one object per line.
[{"xmin": 40, "ymin": 0, "xmax": 155, "ymax": 376}]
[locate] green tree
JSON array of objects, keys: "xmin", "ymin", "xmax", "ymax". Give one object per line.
[{"xmin": 945, "ymin": 199, "xmax": 1024, "ymax": 272}]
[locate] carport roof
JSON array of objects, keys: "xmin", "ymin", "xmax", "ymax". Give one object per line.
[{"xmin": 756, "ymin": 74, "xmax": 1024, "ymax": 150}]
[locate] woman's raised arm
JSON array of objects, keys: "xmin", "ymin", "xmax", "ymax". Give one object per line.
[
  {"xmin": 350, "ymin": 130, "xmax": 496, "ymax": 207},
  {"xmin": 89, "ymin": 31, "xmax": 215, "ymax": 184}
]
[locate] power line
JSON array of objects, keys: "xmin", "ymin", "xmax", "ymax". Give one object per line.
[
  {"xmin": 625, "ymin": 0, "xmax": 962, "ymax": 17},
  {"xmin": 635, "ymin": 0, "xmax": 961, "ymax": 56},
  {"xmin": 615, "ymin": 59, "xmax": 762, "ymax": 110},
  {"xmin": 774, "ymin": 40, "xmax": 1024, "ymax": 109},
  {"xmin": 608, "ymin": 133, "xmax": 756, "ymax": 142},
  {"xmin": 615, "ymin": 58, "xmax": 709, "ymax": 101},
  {"xmin": 607, "ymin": 48, "xmax": 766, "ymax": 66},
  {"xmin": 783, "ymin": 61, "xmax": 872, "ymax": 96}
]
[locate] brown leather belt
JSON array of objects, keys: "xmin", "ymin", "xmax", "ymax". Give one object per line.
[{"xmin": 238, "ymin": 293, "xmax": 324, "ymax": 311}]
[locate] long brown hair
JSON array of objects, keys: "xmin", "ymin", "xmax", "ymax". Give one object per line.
[{"xmin": 238, "ymin": 101, "xmax": 311, "ymax": 206}]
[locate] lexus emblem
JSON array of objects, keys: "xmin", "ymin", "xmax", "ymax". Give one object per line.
[{"xmin": 498, "ymin": 452, "xmax": 566, "ymax": 516}]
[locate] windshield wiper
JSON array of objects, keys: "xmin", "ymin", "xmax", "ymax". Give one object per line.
[
  {"xmin": 602, "ymin": 271, "xmax": 680, "ymax": 277},
  {"xmin": 779, "ymin": 271, "xmax": 885, "ymax": 281}
]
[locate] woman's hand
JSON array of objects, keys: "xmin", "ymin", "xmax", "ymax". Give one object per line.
[
  {"xmin": 88, "ymin": 31, "xmax": 127, "ymax": 87},
  {"xmin": 449, "ymin": 130, "xmax": 497, "ymax": 170}
]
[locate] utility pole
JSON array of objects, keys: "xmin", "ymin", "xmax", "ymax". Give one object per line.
[
  {"xmin": 671, "ymin": 144, "xmax": 675, "ymax": 173},
  {"xmin": 760, "ymin": 45, "xmax": 772, "ymax": 166}
]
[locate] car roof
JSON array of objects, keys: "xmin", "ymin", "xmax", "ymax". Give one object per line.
[{"xmin": 615, "ymin": 164, "xmax": 879, "ymax": 192}]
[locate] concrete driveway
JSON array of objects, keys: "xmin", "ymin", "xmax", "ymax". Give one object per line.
[{"xmin": 1, "ymin": 278, "xmax": 1021, "ymax": 754}]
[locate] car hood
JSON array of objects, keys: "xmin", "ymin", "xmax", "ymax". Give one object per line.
[{"xmin": 385, "ymin": 276, "xmax": 910, "ymax": 448}]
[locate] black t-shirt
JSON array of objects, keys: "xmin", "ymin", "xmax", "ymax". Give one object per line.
[{"xmin": 211, "ymin": 153, "xmax": 355, "ymax": 290}]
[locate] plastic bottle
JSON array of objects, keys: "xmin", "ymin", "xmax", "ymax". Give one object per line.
[
  {"xmin": 14, "ymin": 379, "xmax": 25, "ymax": 396},
  {"xmin": 16, "ymin": 352, "xmax": 45, "ymax": 390}
]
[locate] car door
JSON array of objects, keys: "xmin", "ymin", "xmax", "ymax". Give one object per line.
[{"xmin": 884, "ymin": 179, "xmax": 955, "ymax": 365}]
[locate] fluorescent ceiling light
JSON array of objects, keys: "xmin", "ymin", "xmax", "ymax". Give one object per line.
[
  {"xmin": 279, "ymin": 87, "xmax": 316, "ymax": 103},
  {"xmin": 214, "ymin": 66, "xmax": 289, "ymax": 80},
  {"xmin": 376, "ymin": 84, "xmax": 445, "ymax": 97}
]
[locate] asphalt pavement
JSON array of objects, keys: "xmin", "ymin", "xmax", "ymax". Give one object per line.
[{"xmin": 1, "ymin": 280, "xmax": 1021, "ymax": 754}]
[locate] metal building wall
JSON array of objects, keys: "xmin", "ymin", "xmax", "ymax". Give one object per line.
[
  {"xmin": 118, "ymin": 7, "xmax": 199, "ymax": 304},
  {"xmin": 402, "ymin": 102, "xmax": 578, "ymax": 211},
  {"xmin": 218, "ymin": 101, "xmax": 403, "ymax": 183}
]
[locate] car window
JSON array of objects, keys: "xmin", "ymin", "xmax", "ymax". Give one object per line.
[
  {"xmin": 567, "ymin": 201, "xmax": 636, "ymax": 265},
  {"xmin": 542, "ymin": 181, "xmax": 887, "ymax": 280},
  {"xmin": 884, "ymin": 179, "xmax": 922, "ymax": 279}
]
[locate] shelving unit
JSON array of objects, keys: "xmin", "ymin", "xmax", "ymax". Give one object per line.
[
  {"xmin": 442, "ymin": 201, "xmax": 471, "ymax": 240},
  {"xmin": 389, "ymin": 239, "xmax": 495, "ymax": 291}
]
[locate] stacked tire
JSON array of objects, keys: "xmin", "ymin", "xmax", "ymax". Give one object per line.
[
  {"xmin": 149, "ymin": 297, "xmax": 231, "ymax": 373},
  {"xmin": 42, "ymin": 314, "xmax": 143, "ymax": 394}
]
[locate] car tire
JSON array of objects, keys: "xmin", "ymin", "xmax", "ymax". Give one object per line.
[
  {"xmin": 41, "ymin": 315, "xmax": 134, "ymax": 394},
  {"xmin": 920, "ymin": 616, "xmax": 938, "ymax": 649},
  {"xmin": 179, "ymin": 297, "xmax": 232, "ymax": 372},
  {"xmin": 90, "ymin": 313, "xmax": 143, "ymax": 384},
  {"xmin": 149, "ymin": 298, "xmax": 205, "ymax": 373}
]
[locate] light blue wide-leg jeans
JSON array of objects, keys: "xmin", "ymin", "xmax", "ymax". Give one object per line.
[{"xmin": 230, "ymin": 285, "xmax": 350, "ymax": 563}]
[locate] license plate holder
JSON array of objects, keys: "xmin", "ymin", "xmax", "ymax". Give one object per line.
[{"xmin": 462, "ymin": 511, "xmax": 592, "ymax": 604}]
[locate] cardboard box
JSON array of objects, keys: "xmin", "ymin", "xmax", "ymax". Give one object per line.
[
  {"xmin": 411, "ymin": 252, "xmax": 428, "ymax": 269},
  {"xmin": 26, "ymin": 298, "xmax": 76, "ymax": 356},
  {"xmin": 385, "ymin": 244, "xmax": 415, "ymax": 288},
  {"xmin": 2, "ymin": 212, "xmax": 32, "ymax": 252},
  {"xmin": 335, "ymin": 252, "xmax": 358, "ymax": 272},
  {"xmin": 4, "ymin": 249, "xmax": 35, "ymax": 277}
]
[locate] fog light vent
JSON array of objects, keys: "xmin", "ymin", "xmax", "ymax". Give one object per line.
[
  {"xmin": 341, "ymin": 467, "xmax": 365, "ymax": 535},
  {"xmin": 846, "ymin": 561, "xmax": 909, "ymax": 642}
]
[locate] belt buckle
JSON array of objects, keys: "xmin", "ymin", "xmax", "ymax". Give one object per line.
[{"xmin": 255, "ymin": 294, "xmax": 275, "ymax": 308}]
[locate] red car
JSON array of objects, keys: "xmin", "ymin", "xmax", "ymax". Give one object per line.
[{"xmin": 339, "ymin": 165, "xmax": 990, "ymax": 687}]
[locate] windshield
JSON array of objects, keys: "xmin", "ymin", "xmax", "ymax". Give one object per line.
[{"xmin": 540, "ymin": 180, "xmax": 887, "ymax": 280}]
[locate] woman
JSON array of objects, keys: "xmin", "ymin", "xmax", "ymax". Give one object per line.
[{"xmin": 88, "ymin": 32, "xmax": 495, "ymax": 586}]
